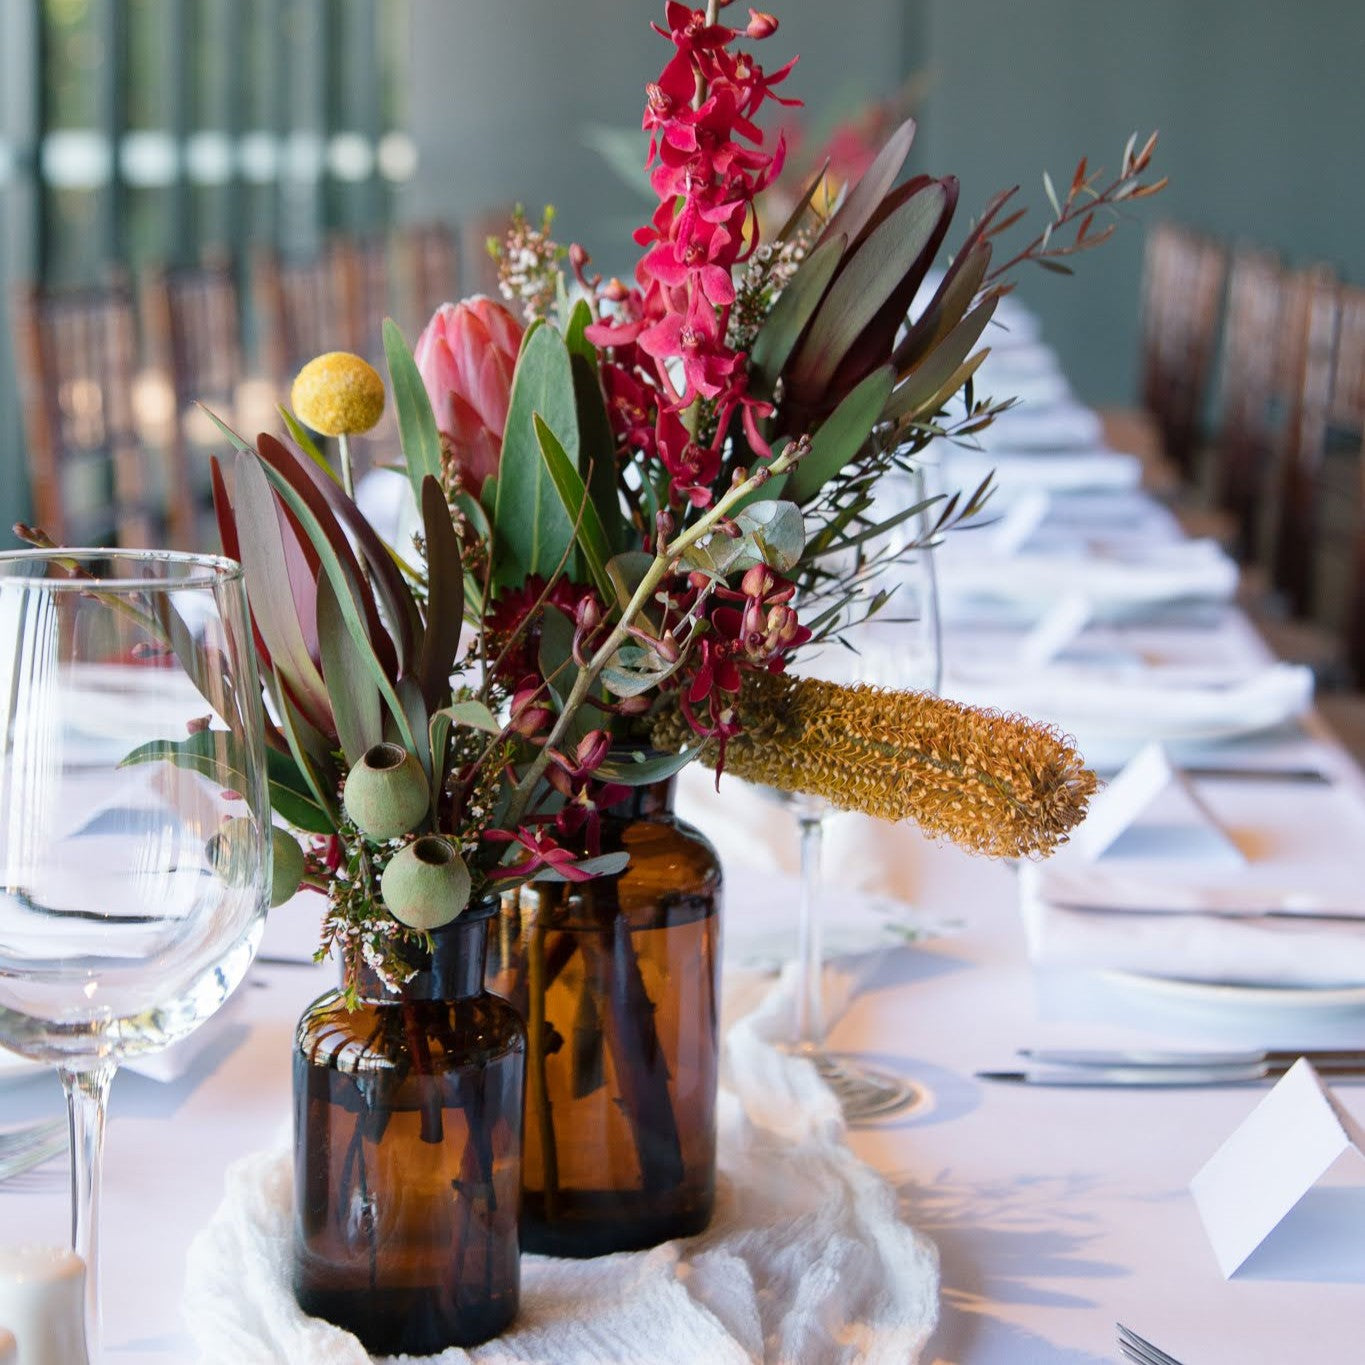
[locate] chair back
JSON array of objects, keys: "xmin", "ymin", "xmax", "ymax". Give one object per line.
[
  {"xmin": 141, "ymin": 258, "xmax": 244, "ymax": 548},
  {"xmin": 11, "ymin": 281, "xmax": 159, "ymax": 547},
  {"xmin": 1137, "ymin": 222, "xmax": 1227, "ymax": 474}
]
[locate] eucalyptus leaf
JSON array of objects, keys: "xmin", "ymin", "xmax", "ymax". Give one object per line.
[
  {"xmin": 433, "ymin": 699, "xmax": 502, "ymax": 734},
  {"xmin": 493, "ymin": 321, "xmax": 580, "ymax": 587},
  {"xmin": 595, "ymin": 747, "xmax": 699, "ymax": 785},
  {"xmin": 532, "ymin": 851, "xmax": 631, "ymax": 882}
]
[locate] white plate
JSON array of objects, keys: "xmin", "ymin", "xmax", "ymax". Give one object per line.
[
  {"xmin": 1102, "ymin": 970, "xmax": 1365, "ymax": 1017},
  {"xmin": 0, "ymin": 1046, "xmax": 47, "ymax": 1085}
]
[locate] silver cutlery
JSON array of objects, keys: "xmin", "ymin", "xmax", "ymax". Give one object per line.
[
  {"xmin": 1117, "ymin": 1321, "xmax": 1184, "ymax": 1365},
  {"xmin": 1020, "ymin": 1046, "xmax": 1365, "ymax": 1068},
  {"xmin": 0, "ymin": 1117, "xmax": 67, "ymax": 1182}
]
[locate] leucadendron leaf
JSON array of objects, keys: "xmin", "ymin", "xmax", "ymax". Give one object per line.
[{"xmin": 787, "ymin": 365, "xmax": 896, "ymax": 504}]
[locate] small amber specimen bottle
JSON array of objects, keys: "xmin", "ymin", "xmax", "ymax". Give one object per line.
[{"xmin": 293, "ymin": 898, "xmax": 525, "ymax": 1353}]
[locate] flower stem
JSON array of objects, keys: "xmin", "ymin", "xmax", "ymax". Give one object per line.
[{"xmin": 502, "ymin": 442, "xmax": 805, "ymax": 831}]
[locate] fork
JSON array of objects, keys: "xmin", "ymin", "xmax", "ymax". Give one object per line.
[
  {"xmin": 0, "ymin": 1118, "xmax": 67, "ymax": 1182},
  {"xmin": 1117, "ymin": 1322, "xmax": 1184, "ymax": 1365}
]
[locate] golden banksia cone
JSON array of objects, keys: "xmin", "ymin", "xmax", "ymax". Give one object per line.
[
  {"xmin": 652, "ymin": 671, "xmax": 1098, "ymax": 859},
  {"xmin": 291, "ymin": 351, "xmax": 386, "ymax": 436}
]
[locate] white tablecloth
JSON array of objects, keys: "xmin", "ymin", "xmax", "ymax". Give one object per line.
[{"xmin": 8, "ymin": 412, "xmax": 1365, "ymax": 1362}]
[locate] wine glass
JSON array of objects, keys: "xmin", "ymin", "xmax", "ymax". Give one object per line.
[
  {"xmin": 785, "ymin": 473, "xmax": 943, "ymax": 1120},
  {"xmin": 0, "ymin": 551, "xmax": 271, "ymax": 1358}
]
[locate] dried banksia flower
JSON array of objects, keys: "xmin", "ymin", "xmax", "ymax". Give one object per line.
[{"xmin": 652, "ymin": 671, "xmax": 1097, "ymax": 859}]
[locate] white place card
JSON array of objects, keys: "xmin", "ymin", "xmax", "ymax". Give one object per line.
[
  {"xmin": 1068, "ymin": 742, "xmax": 1245, "ymax": 865},
  {"xmin": 1190, "ymin": 1059, "xmax": 1365, "ymax": 1277},
  {"xmin": 990, "ymin": 489, "xmax": 1051, "ymax": 556},
  {"xmin": 1015, "ymin": 591, "xmax": 1093, "ymax": 669}
]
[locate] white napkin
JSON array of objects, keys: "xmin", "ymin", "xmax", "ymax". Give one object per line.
[
  {"xmin": 977, "ymin": 402, "xmax": 1105, "ymax": 452},
  {"xmin": 181, "ymin": 973, "xmax": 941, "ymax": 1365},
  {"xmin": 938, "ymin": 446, "xmax": 1142, "ymax": 497},
  {"xmin": 937, "ymin": 537, "xmax": 1239, "ymax": 617},
  {"xmin": 945, "ymin": 662, "xmax": 1314, "ymax": 761},
  {"xmin": 1021, "ymin": 751, "xmax": 1365, "ymax": 985}
]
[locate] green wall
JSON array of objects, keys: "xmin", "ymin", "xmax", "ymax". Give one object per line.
[{"xmin": 918, "ymin": 0, "xmax": 1365, "ymax": 402}]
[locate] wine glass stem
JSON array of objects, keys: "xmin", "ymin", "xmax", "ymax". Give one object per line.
[
  {"xmin": 61, "ymin": 1061, "xmax": 116, "ymax": 1361},
  {"xmin": 793, "ymin": 807, "xmax": 826, "ymax": 1053}
]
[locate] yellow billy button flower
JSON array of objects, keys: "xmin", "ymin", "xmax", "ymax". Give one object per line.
[{"xmin": 290, "ymin": 351, "xmax": 386, "ymax": 436}]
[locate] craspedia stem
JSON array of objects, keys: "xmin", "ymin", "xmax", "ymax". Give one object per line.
[{"xmin": 651, "ymin": 671, "xmax": 1098, "ymax": 859}]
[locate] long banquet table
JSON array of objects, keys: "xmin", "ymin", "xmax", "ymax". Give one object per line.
[{"xmin": 6, "ymin": 359, "xmax": 1365, "ymax": 1364}]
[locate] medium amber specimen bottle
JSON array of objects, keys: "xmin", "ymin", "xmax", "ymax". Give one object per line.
[
  {"xmin": 488, "ymin": 776, "xmax": 722, "ymax": 1258},
  {"xmin": 293, "ymin": 898, "xmax": 525, "ymax": 1353}
]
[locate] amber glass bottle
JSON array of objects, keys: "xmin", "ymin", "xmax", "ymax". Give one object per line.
[
  {"xmin": 293, "ymin": 899, "xmax": 525, "ymax": 1353},
  {"xmin": 488, "ymin": 777, "xmax": 722, "ymax": 1257}
]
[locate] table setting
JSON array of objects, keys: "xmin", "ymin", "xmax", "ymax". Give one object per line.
[{"xmin": 4, "ymin": 5, "xmax": 1364, "ymax": 1365}]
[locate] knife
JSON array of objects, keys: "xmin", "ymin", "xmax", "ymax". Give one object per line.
[
  {"xmin": 1018, "ymin": 1047, "xmax": 1365, "ymax": 1067},
  {"xmin": 978, "ymin": 1059, "xmax": 1365, "ymax": 1087}
]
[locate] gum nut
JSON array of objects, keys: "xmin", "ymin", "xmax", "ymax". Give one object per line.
[
  {"xmin": 207, "ymin": 815, "xmax": 258, "ymax": 881},
  {"xmin": 270, "ymin": 827, "xmax": 307, "ymax": 907},
  {"xmin": 343, "ymin": 742, "xmax": 430, "ymax": 841},
  {"xmin": 380, "ymin": 836, "xmax": 471, "ymax": 931}
]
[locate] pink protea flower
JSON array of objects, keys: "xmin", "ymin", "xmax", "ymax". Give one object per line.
[{"xmin": 413, "ymin": 297, "xmax": 524, "ymax": 492}]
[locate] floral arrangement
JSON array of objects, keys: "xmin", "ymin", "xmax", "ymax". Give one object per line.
[{"xmin": 137, "ymin": 1, "xmax": 1160, "ymax": 993}]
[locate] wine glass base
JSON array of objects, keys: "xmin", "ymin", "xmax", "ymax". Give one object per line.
[{"xmin": 795, "ymin": 1047, "xmax": 924, "ymax": 1120}]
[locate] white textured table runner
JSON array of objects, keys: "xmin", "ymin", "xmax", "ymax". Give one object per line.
[{"xmin": 181, "ymin": 973, "xmax": 939, "ymax": 1364}]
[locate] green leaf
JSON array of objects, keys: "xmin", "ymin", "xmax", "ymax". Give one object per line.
[
  {"xmin": 384, "ymin": 317, "xmax": 443, "ymax": 510},
  {"xmin": 564, "ymin": 299, "xmax": 626, "ymax": 554},
  {"xmin": 749, "ymin": 234, "xmax": 845, "ymax": 397},
  {"xmin": 788, "ymin": 365, "xmax": 897, "ymax": 503},
  {"xmin": 606, "ymin": 551, "xmax": 654, "ymax": 616},
  {"xmin": 273, "ymin": 666, "xmax": 342, "ymax": 825},
  {"xmin": 790, "ymin": 183, "xmax": 951, "ymax": 397},
  {"xmin": 433, "ymin": 699, "xmax": 502, "ymax": 734},
  {"xmin": 493, "ymin": 320, "xmax": 580, "ymax": 587},
  {"xmin": 600, "ymin": 644, "xmax": 686, "ymax": 698},
  {"xmin": 532, "ymin": 851, "xmax": 631, "ymax": 882},
  {"xmin": 202, "ymin": 407, "xmax": 253, "ymax": 453},
  {"xmin": 594, "ymin": 747, "xmax": 700, "ymax": 785},
  {"xmin": 886, "ymin": 296, "xmax": 998, "ymax": 423},
  {"xmin": 278, "ymin": 407, "xmax": 334, "ymax": 478},
  {"xmin": 537, "ymin": 603, "xmax": 576, "ymax": 710},
  {"xmin": 683, "ymin": 499, "xmax": 805, "ymax": 579},
  {"xmin": 316, "ymin": 571, "xmax": 383, "ymax": 767},
  {"xmin": 533, "ymin": 413, "xmax": 613, "ymax": 601},
  {"xmin": 416, "ymin": 474, "xmax": 464, "ymax": 709}
]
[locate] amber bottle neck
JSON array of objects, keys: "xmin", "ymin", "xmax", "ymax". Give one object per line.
[{"xmin": 356, "ymin": 897, "xmax": 496, "ymax": 1003}]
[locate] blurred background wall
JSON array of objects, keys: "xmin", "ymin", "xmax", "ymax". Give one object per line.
[{"xmin": 1, "ymin": 0, "xmax": 1363, "ymax": 534}]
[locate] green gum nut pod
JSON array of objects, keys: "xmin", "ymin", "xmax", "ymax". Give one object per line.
[
  {"xmin": 209, "ymin": 818, "xmax": 305, "ymax": 907},
  {"xmin": 342, "ymin": 742, "xmax": 430, "ymax": 842},
  {"xmin": 380, "ymin": 835, "xmax": 471, "ymax": 931}
]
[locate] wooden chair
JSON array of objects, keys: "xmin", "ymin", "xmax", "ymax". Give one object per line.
[
  {"xmin": 1136, "ymin": 221, "xmax": 1228, "ymax": 478},
  {"xmin": 394, "ymin": 221, "xmax": 458, "ymax": 333},
  {"xmin": 1209, "ymin": 248, "xmax": 1294, "ymax": 560},
  {"xmin": 140, "ymin": 257, "xmax": 245, "ymax": 549},
  {"xmin": 461, "ymin": 205, "xmax": 516, "ymax": 298},
  {"xmin": 249, "ymin": 243, "xmax": 354, "ymax": 396},
  {"xmin": 334, "ymin": 235, "xmax": 392, "ymax": 366},
  {"xmin": 11, "ymin": 281, "xmax": 161, "ymax": 547},
  {"xmin": 1268, "ymin": 266, "xmax": 1339, "ymax": 619}
]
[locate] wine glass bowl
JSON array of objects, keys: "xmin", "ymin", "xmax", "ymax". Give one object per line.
[{"xmin": 0, "ymin": 550, "xmax": 271, "ymax": 1356}]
